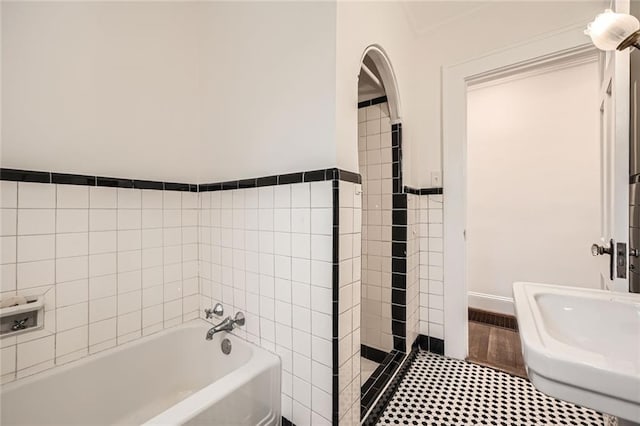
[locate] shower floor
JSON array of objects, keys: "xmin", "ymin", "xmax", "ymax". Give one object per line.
[{"xmin": 361, "ymin": 357, "xmax": 380, "ymax": 383}]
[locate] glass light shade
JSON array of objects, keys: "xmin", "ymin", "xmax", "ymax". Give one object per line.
[{"xmin": 585, "ymin": 9, "xmax": 640, "ymax": 51}]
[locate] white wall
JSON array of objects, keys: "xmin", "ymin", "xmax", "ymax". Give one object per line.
[
  {"xmin": 335, "ymin": 1, "xmax": 607, "ymax": 187},
  {"xmin": 466, "ymin": 59, "xmax": 601, "ymax": 314},
  {"xmin": 1, "ymin": 2, "xmax": 336, "ymax": 183}
]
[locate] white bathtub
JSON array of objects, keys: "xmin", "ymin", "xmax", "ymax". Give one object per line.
[{"xmin": 0, "ymin": 320, "xmax": 281, "ymax": 425}]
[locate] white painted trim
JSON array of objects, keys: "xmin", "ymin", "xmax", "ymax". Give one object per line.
[
  {"xmin": 467, "ymin": 292, "xmax": 514, "ymax": 316},
  {"xmin": 467, "ymin": 46, "xmax": 598, "ymax": 92},
  {"xmin": 442, "ymin": 25, "xmax": 595, "ymax": 361},
  {"xmin": 360, "ymin": 45, "xmax": 402, "ymax": 123}
]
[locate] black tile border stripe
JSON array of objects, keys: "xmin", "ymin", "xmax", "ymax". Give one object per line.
[
  {"xmin": 0, "ymin": 167, "xmax": 361, "ymax": 193},
  {"xmin": 361, "ymin": 349, "xmax": 404, "ymax": 417},
  {"xmin": 0, "ymin": 168, "xmax": 51, "ymax": 183},
  {"xmin": 198, "ymin": 168, "xmax": 361, "ymax": 191},
  {"xmin": 362, "ymin": 348, "xmax": 417, "ymax": 426},
  {"xmin": 358, "ymin": 95, "xmax": 388, "ymax": 109},
  {"xmin": 361, "ymin": 344, "xmax": 389, "ymax": 364},
  {"xmin": 413, "ymin": 333, "xmax": 445, "ymax": 356},
  {"xmin": 282, "ymin": 416, "xmax": 296, "ymax": 426},
  {"xmin": 404, "ymin": 185, "xmax": 443, "ymax": 195},
  {"xmin": 1, "ymin": 168, "xmax": 198, "ymax": 192},
  {"xmin": 332, "ymin": 177, "xmax": 340, "ymax": 425}
]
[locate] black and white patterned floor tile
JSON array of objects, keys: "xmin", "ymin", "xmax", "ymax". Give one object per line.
[{"xmin": 376, "ymin": 351, "xmax": 604, "ymax": 426}]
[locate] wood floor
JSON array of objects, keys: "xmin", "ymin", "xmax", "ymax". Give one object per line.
[{"xmin": 467, "ymin": 321, "xmax": 527, "ymax": 378}]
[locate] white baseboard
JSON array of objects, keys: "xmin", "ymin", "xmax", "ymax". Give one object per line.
[{"xmin": 467, "ymin": 292, "xmax": 514, "ymax": 316}]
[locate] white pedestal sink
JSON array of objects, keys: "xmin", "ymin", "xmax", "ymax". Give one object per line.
[{"xmin": 513, "ymin": 282, "xmax": 640, "ymax": 423}]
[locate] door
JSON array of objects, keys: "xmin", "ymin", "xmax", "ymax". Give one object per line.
[{"xmin": 594, "ymin": 0, "xmax": 631, "ymax": 293}]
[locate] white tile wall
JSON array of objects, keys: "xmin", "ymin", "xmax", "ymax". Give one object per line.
[
  {"xmin": 418, "ymin": 194, "xmax": 444, "ymax": 340},
  {"xmin": 0, "ymin": 182, "xmax": 198, "ymax": 383},
  {"xmin": 337, "ymin": 181, "xmax": 362, "ymax": 426},
  {"xmin": 199, "ymin": 181, "xmax": 335, "ymax": 426},
  {"xmin": 358, "ymin": 102, "xmax": 394, "ymax": 353}
]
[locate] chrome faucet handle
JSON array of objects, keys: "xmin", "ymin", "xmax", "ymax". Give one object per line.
[
  {"xmin": 233, "ymin": 311, "xmax": 245, "ymax": 326},
  {"xmin": 205, "ymin": 303, "xmax": 224, "ymax": 319}
]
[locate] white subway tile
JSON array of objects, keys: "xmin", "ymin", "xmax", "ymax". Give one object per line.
[
  {"xmin": 291, "ymin": 184, "xmax": 310, "ymax": 208},
  {"xmin": 142, "ymin": 304, "xmax": 163, "ymax": 327},
  {"xmin": 56, "ymin": 326, "xmax": 88, "ymax": 357},
  {"xmin": 310, "ymin": 208, "xmax": 332, "ymax": 235},
  {"xmin": 17, "ymin": 260, "xmax": 55, "ymax": 289},
  {"xmin": 141, "ymin": 190, "xmax": 163, "ymax": 209},
  {"xmin": 291, "ymin": 209, "xmax": 310, "ymax": 234},
  {"xmin": 89, "ymin": 296, "xmax": 116, "ymax": 322},
  {"xmin": 1, "ymin": 182, "xmax": 18, "ymax": 208},
  {"xmin": 163, "ymin": 191, "xmax": 181, "ymax": 209},
  {"xmin": 163, "ymin": 299, "xmax": 181, "ymax": 320},
  {"xmin": 291, "ymin": 258, "xmax": 310, "ymax": 284},
  {"xmin": 118, "ymin": 290, "xmax": 141, "ymax": 314},
  {"xmin": 18, "ymin": 183, "xmax": 55, "ymax": 209},
  {"xmin": 16, "ymin": 335, "xmax": 54, "ymax": 370},
  {"xmin": 57, "ymin": 303, "xmax": 88, "ymax": 331},
  {"xmin": 142, "ymin": 210, "xmax": 163, "ymax": 229},
  {"xmin": 117, "ymin": 209, "xmax": 141, "ymax": 230},
  {"xmin": 90, "ymin": 187, "xmax": 117, "ymax": 209},
  {"xmin": 274, "ymin": 233, "xmax": 291, "ymax": 257},
  {"xmin": 310, "ymin": 235, "xmax": 332, "ymax": 263},
  {"xmin": 89, "ymin": 231, "xmax": 116, "ymax": 254},
  {"xmin": 89, "ymin": 253, "xmax": 116, "ymax": 278},
  {"xmin": 117, "ymin": 310, "xmax": 141, "ymax": 336},
  {"xmin": 292, "ymin": 375, "xmax": 311, "ymax": 407},
  {"xmin": 89, "ymin": 274, "xmax": 117, "ymax": 300},
  {"xmin": 291, "ymin": 234, "xmax": 310, "ymax": 259},
  {"xmin": 57, "ymin": 185, "xmax": 89, "ymax": 209},
  {"xmin": 56, "ymin": 233, "xmax": 88, "ymax": 258},
  {"xmin": 274, "ymin": 186, "xmax": 291, "ymax": 208},
  {"xmin": 118, "ymin": 270, "xmax": 142, "ymax": 294},
  {"xmin": 310, "ymin": 181, "xmax": 332, "ymax": 208},
  {"xmin": 1, "ymin": 236, "xmax": 16, "ymax": 264},
  {"xmin": 310, "ymin": 287, "xmax": 331, "ymax": 315},
  {"xmin": 89, "ymin": 318, "xmax": 116, "ymax": 346},
  {"xmin": 18, "ymin": 209, "xmax": 55, "ymax": 235},
  {"xmin": 1, "ymin": 345, "xmax": 16, "ymax": 376},
  {"xmin": 117, "ymin": 230, "xmax": 141, "ymax": 251},
  {"xmin": 292, "ymin": 400, "xmax": 311, "ymax": 426},
  {"xmin": 182, "ymin": 192, "xmax": 198, "ymax": 209},
  {"xmin": 142, "ymin": 285, "xmax": 163, "ymax": 308},
  {"xmin": 56, "ymin": 209, "xmax": 89, "ymax": 234},
  {"xmin": 291, "ymin": 282, "xmax": 310, "ymax": 309},
  {"xmin": 1, "ymin": 209, "xmax": 17, "ymax": 236},
  {"xmin": 258, "ymin": 187, "xmax": 274, "ymax": 209},
  {"xmin": 56, "ymin": 256, "xmax": 88, "ymax": 283},
  {"xmin": 57, "ymin": 279, "xmax": 88, "ymax": 307},
  {"xmin": 117, "ymin": 188, "xmax": 141, "ymax": 209},
  {"xmin": 312, "ymin": 386, "xmax": 332, "ymax": 422},
  {"xmin": 163, "ymin": 210, "xmax": 181, "ymax": 228},
  {"xmin": 1, "ymin": 264, "xmax": 17, "ymax": 292}
]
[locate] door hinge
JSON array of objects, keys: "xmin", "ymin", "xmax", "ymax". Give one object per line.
[{"xmin": 616, "ymin": 242, "xmax": 627, "ymax": 279}]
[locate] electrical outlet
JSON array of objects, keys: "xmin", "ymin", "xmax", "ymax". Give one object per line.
[{"xmin": 431, "ymin": 172, "xmax": 441, "ymax": 187}]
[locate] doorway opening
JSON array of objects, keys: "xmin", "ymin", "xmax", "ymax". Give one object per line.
[
  {"xmin": 357, "ymin": 45, "xmax": 406, "ymax": 420},
  {"xmin": 464, "ymin": 49, "xmax": 601, "ymax": 376}
]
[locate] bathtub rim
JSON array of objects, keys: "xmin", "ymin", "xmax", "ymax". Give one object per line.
[{"xmin": 0, "ymin": 319, "xmax": 279, "ymax": 401}]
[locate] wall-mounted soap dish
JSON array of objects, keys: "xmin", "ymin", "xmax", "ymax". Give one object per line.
[{"xmin": 0, "ymin": 295, "xmax": 44, "ymax": 337}]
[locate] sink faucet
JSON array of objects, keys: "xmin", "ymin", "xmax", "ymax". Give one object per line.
[{"xmin": 206, "ymin": 312, "xmax": 245, "ymax": 340}]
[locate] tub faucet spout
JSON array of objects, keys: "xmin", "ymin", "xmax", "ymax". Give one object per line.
[{"xmin": 206, "ymin": 312, "xmax": 245, "ymax": 340}]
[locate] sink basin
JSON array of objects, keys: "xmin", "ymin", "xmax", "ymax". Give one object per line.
[{"xmin": 513, "ymin": 282, "xmax": 640, "ymax": 422}]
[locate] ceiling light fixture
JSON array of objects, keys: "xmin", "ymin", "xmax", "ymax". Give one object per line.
[{"xmin": 585, "ymin": 9, "xmax": 640, "ymax": 51}]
